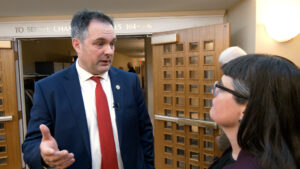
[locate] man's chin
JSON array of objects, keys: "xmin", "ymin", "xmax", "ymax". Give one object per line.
[{"xmin": 97, "ymin": 66, "xmax": 110, "ymax": 74}]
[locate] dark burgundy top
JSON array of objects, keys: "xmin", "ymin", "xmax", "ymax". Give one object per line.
[{"xmin": 209, "ymin": 147, "xmax": 260, "ymax": 169}]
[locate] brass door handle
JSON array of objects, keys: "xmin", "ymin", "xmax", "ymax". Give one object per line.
[{"xmin": 0, "ymin": 115, "xmax": 13, "ymax": 122}]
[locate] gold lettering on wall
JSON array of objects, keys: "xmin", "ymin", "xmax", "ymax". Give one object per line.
[
  {"xmin": 15, "ymin": 27, "xmax": 25, "ymax": 33},
  {"xmin": 114, "ymin": 23, "xmax": 152, "ymax": 31},
  {"xmin": 13, "ymin": 23, "xmax": 153, "ymax": 35},
  {"xmin": 53, "ymin": 26, "xmax": 71, "ymax": 32},
  {"xmin": 14, "ymin": 25, "xmax": 71, "ymax": 34}
]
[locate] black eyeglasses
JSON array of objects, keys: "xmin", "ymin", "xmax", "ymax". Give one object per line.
[{"xmin": 213, "ymin": 81, "xmax": 248, "ymax": 99}]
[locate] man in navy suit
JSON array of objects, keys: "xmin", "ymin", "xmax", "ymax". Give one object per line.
[{"xmin": 22, "ymin": 9, "xmax": 154, "ymax": 169}]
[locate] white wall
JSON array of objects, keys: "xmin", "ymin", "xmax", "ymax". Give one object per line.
[
  {"xmin": 256, "ymin": 0, "xmax": 300, "ymax": 66},
  {"xmin": 226, "ymin": 0, "xmax": 256, "ymax": 53},
  {"xmin": 227, "ymin": 0, "xmax": 300, "ymax": 66}
]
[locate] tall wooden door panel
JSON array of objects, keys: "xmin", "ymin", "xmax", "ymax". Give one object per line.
[
  {"xmin": 153, "ymin": 23, "xmax": 230, "ymax": 169},
  {"xmin": 0, "ymin": 42, "xmax": 22, "ymax": 169}
]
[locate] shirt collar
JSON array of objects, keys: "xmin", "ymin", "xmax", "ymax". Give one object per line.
[{"xmin": 76, "ymin": 60, "xmax": 109, "ymax": 82}]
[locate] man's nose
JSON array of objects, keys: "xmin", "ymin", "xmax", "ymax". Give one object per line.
[{"xmin": 104, "ymin": 44, "xmax": 114, "ymax": 55}]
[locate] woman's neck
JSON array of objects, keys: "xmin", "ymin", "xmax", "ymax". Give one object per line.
[{"xmin": 222, "ymin": 127, "xmax": 241, "ymax": 160}]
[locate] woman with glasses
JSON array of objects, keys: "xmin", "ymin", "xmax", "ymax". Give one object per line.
[
  {"xmin": 209, "ymin": 54, "xmax": 300, "ymax": 169},
  {"xmin": 215, "ymin": 46, "xmax": 247, "ymax": 152}
]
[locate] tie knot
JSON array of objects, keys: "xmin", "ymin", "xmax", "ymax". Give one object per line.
[{"xmin": 90, "ymin": 76, "xmax": 101, "ymax": 83}]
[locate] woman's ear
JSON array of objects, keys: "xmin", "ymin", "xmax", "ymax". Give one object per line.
[{"xmin": 239, "ymin": 102, "xmax": 248, "ymax": 121}]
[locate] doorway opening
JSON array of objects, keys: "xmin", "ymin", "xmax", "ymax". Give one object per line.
[{"xmin": 18, "ymin": 35, "xmax": 150, "ymax": 129}]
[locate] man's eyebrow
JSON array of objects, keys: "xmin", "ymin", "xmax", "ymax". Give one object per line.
[
  {"xmin": 95, "ymin": 37, "xmax": 117, "ymax": 42},
  {"xmin": 95, "ymin": 37, "xmax": 106, "ymax": 41}
]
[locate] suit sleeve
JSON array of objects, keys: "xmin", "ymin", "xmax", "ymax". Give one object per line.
[
  {"xmin": 22, "ymin": 82, "xmax": 53, "ymax": 169},
  {"xmin": 134, "ymin": 75, "xmax": 155, "ymax": 169}
]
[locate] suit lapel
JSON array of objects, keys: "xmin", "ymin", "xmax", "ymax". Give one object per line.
[
  {"xmin": 62, "ymin": 64, "xmax": 91, "ymax": 159},
  {"xmin": 108, "ymin": 67, "xmax": 123, "ymax": 144}
]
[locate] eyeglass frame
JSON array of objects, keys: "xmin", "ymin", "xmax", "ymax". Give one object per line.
[{"xmin": 213, "ymin": 81, "xmax": 248, "ymax": 100}]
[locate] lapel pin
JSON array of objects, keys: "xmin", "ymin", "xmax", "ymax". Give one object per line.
[{"xmin": 116, "ymin": 85, "xmax": 120, "ymax": 90}]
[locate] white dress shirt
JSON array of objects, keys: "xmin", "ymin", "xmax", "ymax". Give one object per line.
[{"xmin": 76, "ymin": 61, "xmax": 124, "ymax": 169}]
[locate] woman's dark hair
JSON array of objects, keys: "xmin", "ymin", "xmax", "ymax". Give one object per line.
[
  {"xmin": 71, "ymin": 9, "xmax": 114, "ymax": 41},
  {"xmin": 221, "ymin": 54, "xmax": 300, "ymax": 169}
]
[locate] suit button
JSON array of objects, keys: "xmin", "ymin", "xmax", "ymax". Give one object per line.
[{"xmin": 87, "ymin": 164, "xmax": 91, "ymax": 169}]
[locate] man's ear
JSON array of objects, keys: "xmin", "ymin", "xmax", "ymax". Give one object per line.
[{"xmin": 72, "ymin": 38, "xmax": 81, "ymax": 54}]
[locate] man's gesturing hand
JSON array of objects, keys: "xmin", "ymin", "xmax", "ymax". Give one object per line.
[{"xmin": 40, "ymin": 124, "xmax": 75, "ymax": 169}]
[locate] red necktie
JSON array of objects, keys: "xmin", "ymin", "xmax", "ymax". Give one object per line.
[{"xmin": 91, "ymin": 76, "xmax": 118, "ymax": 169}]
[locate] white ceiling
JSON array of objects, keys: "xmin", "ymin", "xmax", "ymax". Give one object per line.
[{"xmin": 0, "ymin": 0, "xmax": 240, "ymax": 17}]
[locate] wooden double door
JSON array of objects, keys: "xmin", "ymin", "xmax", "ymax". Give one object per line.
[{"xmin": 152, "ymin": 23, "xmax": 230, "ymax": 169}]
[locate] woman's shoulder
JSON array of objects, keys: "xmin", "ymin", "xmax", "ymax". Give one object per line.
[
  {"xmin": 224, "ymin": 149, "xmax": 260, "ymax": 169},
  {"xmin": 209, "ymin": 148, "xmax": 235, "ymax": 169}
]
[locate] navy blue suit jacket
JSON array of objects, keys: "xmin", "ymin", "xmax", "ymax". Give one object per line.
[{"xmin": 22, "ymin": 64, "xmax": 154, "ymax": 169}]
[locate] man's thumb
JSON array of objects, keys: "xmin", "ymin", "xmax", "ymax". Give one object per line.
[{"xmin": 40, "ymin": 124, "xmax": 52, "ymax": 141}]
